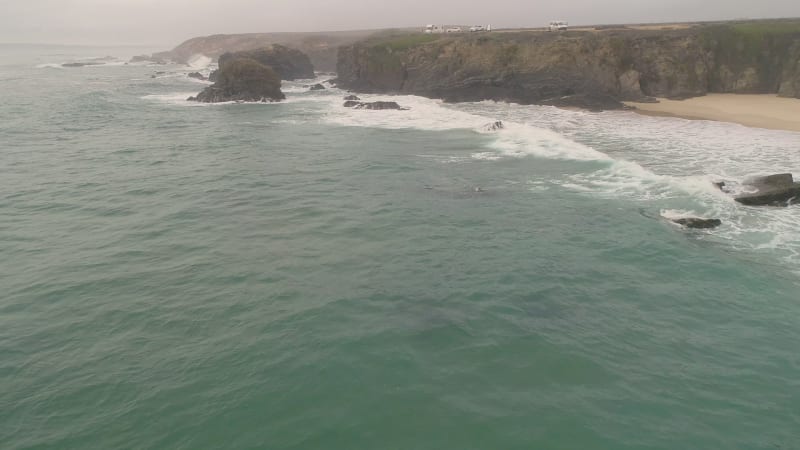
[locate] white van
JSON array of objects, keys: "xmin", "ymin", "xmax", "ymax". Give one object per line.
[
  {"xmin": 548, "ymin": 21, "xmax": 568, "ymax": 31},
  {"xmin": 424, "ymin": 24, "xmax": 444, "ymax": 34}
]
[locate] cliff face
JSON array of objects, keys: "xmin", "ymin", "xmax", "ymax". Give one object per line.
[{"xmin": 336, "ymin": 23, "xmax": 800, "ymax": 109}]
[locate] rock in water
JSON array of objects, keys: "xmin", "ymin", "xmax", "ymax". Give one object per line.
[
  {"xmin": 343, "ymin": 95, "xmax": 361, "ymax": 101},
  {"xmin": 355, "ymin": 101, "xmax": 404, "ymax": 110},
  {"xmin": 672, "ymin": 218, "xmax": 723, "ymax": 229},
  {"xmin": 218, "ymin": 45, "xmax": 314, "ymax": 81},
  {"xmin": 735, "ymin": 173, "xmax": 800, "ymax": 206},
  {"xmin": 188, "ymin": 72, "xmax": 207, "ymax": 81},
  {"xmin": 309, "ymin": 83, "xmax": 326, "ymax": 91},
  {"xmin": 188, "ymin": 57, "xmax": 285, "ymax": 103},
  {"xmin": 343, "ymin": 100, "xmax": 405, "ymax": 110},
  {"xmin": 483, "ymin": 121, "xmax": 504, "ymax": 131}
]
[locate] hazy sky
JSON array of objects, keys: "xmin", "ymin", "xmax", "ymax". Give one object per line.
[{"xmin": 1, "ymin": 0, "xmax": 798, "ymax": 46}]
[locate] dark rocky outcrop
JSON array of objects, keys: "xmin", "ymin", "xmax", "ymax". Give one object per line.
[
  {"xmin": 483, "ymin": 121, "xmax": 505, "ymax": 131},
  {"xmin": 344, "ymin": 95, "xmax": 361, "ymax": 101},
  {"xmin": 188, "ymin": 57, "xmax": 285, "ymax": 103},
  {"xmin": 336, "ymin": 21, "xmax": 800, "ymax": 109},
  {"xmin": 62, "ymin": 61, "xmax": 103, "ymax": 68},
  {"xmin": 672, "ymin": 218, "xmax": 723, "ymax": 229},
  {"xmin": 309, "ymin": 83, "xmax": 326, "ymax": 90},
  {"xmin": 218, "ymin": 45, "xmax": 314, "ymax": 81},
  {"xmin": 188, "ymin": 72, "xmax": 207, "ymax": 81},
  {"xmin": 343, "ymin": 101, "xmax": 405, "ymax": 110},
  {"xmin": 735, "ymin": 173, "xmax": 800, "ymax": 206},
  {"xmin": 130, "ymin": 54, "xmax": 168, "ymax": 64}
]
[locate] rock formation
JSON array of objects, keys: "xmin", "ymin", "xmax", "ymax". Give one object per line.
[
  {"xmin": 336, "ymin": 22, "xmax": 800, "ymax": 109},
  {"xmin": 218, "ymin": 45, "xmax": 315, "ymax": 81},
  {"xmin": 343, "ymin": 101, "xmax": 405, "ymax": 110},
  {"xmin": 672, "ymin": 218, "xmax": 723, "ymax": 229},
  {"xmin": 483, "ymin": 121, "xmax": 505, "ymax": 131},
  {"xmin": 735, "ymin": 173, "xmax": 800, "ymax": 206},
  {"xmin": 188, "ymin": 57, "xmax": 285, "ymax": 103},
  {"xmin": 309, "ymin": 83, "xmax": 326, "ymax": 90},
  {"xmin": 188, "ymin": 72, "xmax": 207, "ymax": 81}
]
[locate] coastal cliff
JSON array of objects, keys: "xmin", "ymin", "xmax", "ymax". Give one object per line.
[{"xmin": 335, "ymin": 21, "xmax": 800, "ymax": 109}]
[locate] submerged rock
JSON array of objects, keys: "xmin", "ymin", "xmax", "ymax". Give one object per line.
[
  {"xmin": 188, "ymin": 57, "xmax": 285, "ymax": 103},
  {"xmin": 62, "ymin": 62, "xmax": 103, "ymax": 68},
  {"xmin": 343, "ymin": 101, "xmax": 405, "ymax": 110},
  {"xmin": 309, "ymin": 83, "xmax": 326, "ymax": 91},
  {"xmin": 735, "ymin": 173, "xmax": 800, "ymax": 206},
  {"xmin": 672, "ymin": 218, "xmax": 723, "ymax": 229},
  {"xmin": 483, "ymin": 121, "xmax": 505, "ymax": 131},
  {"xmin": 188, "ymin": 72, "xmax": 207, "ymax": 81},
  {"xmin": 343, "ymin": 95, "xmax": 361, "ymax": 101}
]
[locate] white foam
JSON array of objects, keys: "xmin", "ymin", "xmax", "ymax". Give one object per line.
[{"xmin": 187, "ymin": 54, "xmax": 213, "ymax": 70}]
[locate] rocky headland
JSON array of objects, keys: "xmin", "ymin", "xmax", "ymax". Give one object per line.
[
  {"xmin": 335, "ymin": 21, "xmax": 800, "ymax": 110},
  {"xmin": 147, "ymin": 30, "xmax": 379, "ymax": 72}
]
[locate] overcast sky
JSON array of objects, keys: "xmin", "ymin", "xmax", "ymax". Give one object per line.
[{"xmin": 1, "ymin": 0, "xmax": 798, "ymax": 46}]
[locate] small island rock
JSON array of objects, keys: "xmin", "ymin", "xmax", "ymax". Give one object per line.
[
  {"xmin": 672, "ymin": 218, "xmax": 723, "ymax": 229},
  {"xmin": 188, "ymin": 57, "xmax": 285, "ymax": 103}
]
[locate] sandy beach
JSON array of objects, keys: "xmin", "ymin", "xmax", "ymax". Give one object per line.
[{"xmin": 625, "ymin": 94, "xmax": 800, "ymax": 132}]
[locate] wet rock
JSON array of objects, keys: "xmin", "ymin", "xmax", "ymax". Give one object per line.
[
  {"xmin": 672, "ymin": 218, "xmax": 722, "ymax": 229},
  {"xmin": 735, "ymin": 173, "xmax": 800, "ymax": 206},
  {"xmin": 309, "ymin": 83, "xmax": 326, "ymax": 91},
  {"xmin": 344, "ymin": 95, "xmax": 361, "ymax": 101},
  {"xmin": 483, "ymin": 121, "xmax": 504, "ymax": 131},
  {"xmin": 343, "ymin": 100, "xmax": 405, "ymax": 110},
  {"xmin": 356, "ymin": 101, "xmax": 404, "ymax": 110},
  {"xmin": 188, "ymin": 72, "xmax": 207, "ymax": 81},
  {"xmin": 62, "ymin": 62, "xmax": 103, "ymax": 68},
  {"xmin": 189, "ymin": 57, "xmax": 284, "ymax": 103}
]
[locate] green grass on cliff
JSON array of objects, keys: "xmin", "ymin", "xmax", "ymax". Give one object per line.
[
  {"xmin": 367, "ymin": 33, "xmax": 442, "ymax": 51},
  {"xmin": 730, "ymin": 20, "xmax": 800, "ymax": 36}
]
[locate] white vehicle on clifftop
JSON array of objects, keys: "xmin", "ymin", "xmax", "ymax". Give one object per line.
[{"xmin": 549, "ymin": 21, "xmax": 568, "ymax": 31}]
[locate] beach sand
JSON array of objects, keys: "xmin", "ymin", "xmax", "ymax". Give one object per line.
[{"xmin": 625, "ymin": 94, "xmax": 800, "ymax": 132}]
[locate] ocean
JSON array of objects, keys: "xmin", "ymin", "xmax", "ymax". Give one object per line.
[{"xmin": 1, "ymin": 44, "xmax": 800, "ymax": 449}]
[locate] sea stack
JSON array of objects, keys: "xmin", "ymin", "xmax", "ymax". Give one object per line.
[{"xmin": 188, "ymin": 57, "xmax": 285, "ymax": 103}]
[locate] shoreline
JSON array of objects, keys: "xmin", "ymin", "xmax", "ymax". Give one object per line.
[{"xmin": 624, "ymin": 94, "xmax": 800, "ymax": 132}]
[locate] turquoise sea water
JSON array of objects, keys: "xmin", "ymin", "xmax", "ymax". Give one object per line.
[{"xmin": 1, "ymin": 44, "xmax": 800, "ymax": 449}]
